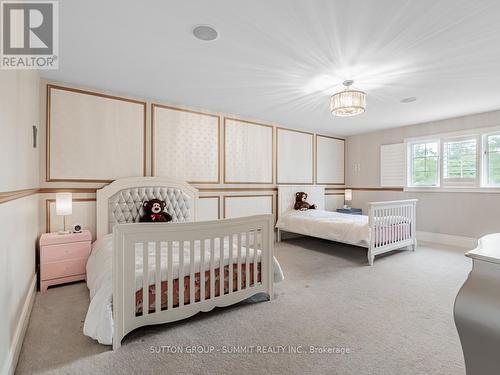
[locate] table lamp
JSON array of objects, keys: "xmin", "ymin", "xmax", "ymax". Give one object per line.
[
  {"xmin": 344, "ymin": 189, "xmax": 352, "ymax": 209},
  {"xmin": 56, "ymin": 192, "xmax": 72, "ymax": 234}
]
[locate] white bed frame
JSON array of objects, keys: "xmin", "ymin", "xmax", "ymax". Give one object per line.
[
  {"xmin": 276, "ymin": 185, "xmax": 417, "ymax": 265},
  {"xmin": 96, "ymin": 177, "xmax": 274, "ymax": 349}
]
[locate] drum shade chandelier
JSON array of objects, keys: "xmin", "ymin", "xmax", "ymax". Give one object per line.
[{"xmin": 330, "ymin": 80, "xmax": 366, "ymax": 117}]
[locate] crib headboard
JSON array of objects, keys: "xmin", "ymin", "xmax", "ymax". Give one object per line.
[
  {"xmin": 96, "ymin": 177, "xmax": 198, "ymax": 239},
  {"xmin": 277, "ymin": 185, "xmax": 325, "ymax": 219}
]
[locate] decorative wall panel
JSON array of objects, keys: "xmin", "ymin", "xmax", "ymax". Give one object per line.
[
  {"xmin": 47, "ymin": 85, "xmax": 146, "ymax": 182},
  {"xmin": 224, "ymin": 118, "xmax": 273, "ymax": 184},
  {"xmin": 277, "ymin": 128, "xmax": 314, "ymax": 184},
  {"xmin": 152, "ymin": 104, "xmax": 220, "ymax": 183},
  {"xmin": 223, "ymin": 195, "xmax": 274, "ymax": 219},
  {"xmin": 316, "ymin": 135, "xmax": 345, "ymax": 184},
  {"xmin": 197, "ymin": 196, "xmax": 220, "ymax": 221}
]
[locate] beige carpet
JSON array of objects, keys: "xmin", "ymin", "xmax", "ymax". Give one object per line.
[{"xmin": 16, "ymin": 238, "xmax": 469, "ymax": 375}]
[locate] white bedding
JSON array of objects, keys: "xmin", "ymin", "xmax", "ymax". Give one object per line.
[
  {"xmin": 276, "ymin": 209, "xmax": 371, "ymax": 247},
  {"xmin": 84, "ymin": 234, "xmax": 284, "ymax": 345}
]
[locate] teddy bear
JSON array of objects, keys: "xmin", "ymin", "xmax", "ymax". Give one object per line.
[
  {"xmin": 294, "ymin": 192, "xmax": 317, "ymax": 211},
  {"xmin": 139, "ymin": 199, "xmax": 172, "ymax": 222}
]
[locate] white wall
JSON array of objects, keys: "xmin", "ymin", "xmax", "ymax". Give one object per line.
[
  {"xmin": 0, "ymin": 70, "xmax": 40, "ymax": 375},
  {"xmin": 0, "ymin": 71, "xmax": 40, "ymax": 191},
  {"xmin": 346, "ymin": 109, "xmax": 500, "ymax": 239}
]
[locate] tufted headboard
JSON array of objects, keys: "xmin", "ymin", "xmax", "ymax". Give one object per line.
[
  {"xmin": 277, "ymin": 185, "xmax": 325, "ymax": 219},
  {"xmin": 96, "ymin": 177, "xmax": 198, "ymax": 239}
]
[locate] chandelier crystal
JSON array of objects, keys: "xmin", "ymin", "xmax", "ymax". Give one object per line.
[{"xmin": 330, "ymin": 80, "xmax": 366, "ymax": 117}]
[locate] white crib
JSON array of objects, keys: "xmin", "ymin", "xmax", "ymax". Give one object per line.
[
  {"xmin": 276, "ymin": 185, "xmax": 417, "ymax": 265},
  {"xmin": 95, "ymin": 178, "xmax": 274, "ymax": 349}
]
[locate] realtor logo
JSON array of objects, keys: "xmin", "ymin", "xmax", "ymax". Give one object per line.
[{"xmin": 1, "ymin": 0, "xmax": 58, "ymax": 69}]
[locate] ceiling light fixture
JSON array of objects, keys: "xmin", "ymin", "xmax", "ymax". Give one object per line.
[
  {"xmin": 192, "ymin": 25, "xmax": 219, "ymax": 41},
  {"xmin": 330, "ymin": 80, "xmax": 366, "ymax": 117}
]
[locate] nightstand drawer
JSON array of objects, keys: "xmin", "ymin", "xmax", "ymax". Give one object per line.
[
  {"xmin": 41, "ymin": 241, "xmax": 91, "ymax": 263},
  {"xmin": 41, "ymin": 258, "xmax": 88, "ymax": 280}
]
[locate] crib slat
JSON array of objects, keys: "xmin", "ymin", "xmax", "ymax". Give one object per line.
[
  {"xmin": 404, "ymin": 205, "xmax": 407, "ymax": 239},
  {"xmin": 200, "ymin": 239, "xmax": 205, "ymax": 302},
  {"xmin": 142, "ymin": 242, "xmax": 149, "ymax": 316},
  {"xmin": 179, "ymin": 241, "xmax": 184, "ymax": 307},
  {"xmin": 397, "ymin": 207, "xmax": 403, "ymax": 242},
  {"xmin": 219, "ymin": 237, "xmax": 224, "ymax": 296},
  {"xmin": 406, "ymin": 206, "xmax": 413, "ymax": 240},
  {"xmin": 190, "ymin": 240, "xmax": 195, "ymax": 304},
  {"xmin": 400, "ymin": 205, "xmax": 404, "ymax": 241},
  {"xmin": 389, "ymin": 207, "xmax": 394, "ymax": 244},
  {"xmin": 393, "ymin": 206, "xmax": 397, "ymax": 244},
  {"xmin": 384, "ymin": 208, "xmax": 388, "ymax": 245},
  {"xmin": 253, "ymin": 231, "xmax": 258, "ymax": 286},
  {"xmin": 210, "ymin": 238, "xmax": 215, "ymax": 299},
  {"xmin": 155, "ymin": 241, "xmax": 161, "ymax": 313},
  {"xmin": 228, "ymin": 234, "xmax": 233, "ymax": 294},
  {"xmin": 167, "ymin": 241, "xmax": 173, "ymax": 310},
  {"xmin": 237, "ymin": 233, "xmax": 242, "ymax": 291},
  {"xmin": 245, "ymin": 231, "xmax": 250, "ymax": 289}
]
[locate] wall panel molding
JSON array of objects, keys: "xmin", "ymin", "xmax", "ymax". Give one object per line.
[
  {"xmin": 38, "ymin": 188, "xmax": 99, "ymax": 194},
  {"xmin": 46, "ymin": 84, "xmax": 147, "ymax": 182},
  {"xmin": 315, "ymin": 134, "xmax": 345, "ymax": 185},
  {"xmin": 223, "ymin": 194, "xmax": 275, "ymax": 219},
  {"xmin": 151, "ymin": 103, "xmax": 220, "ymax": 184},
  {"xmin": 0, "ymin": 188, "xmax": 39, "ymax": 204},
  {"xmin": 223, "ymin": 117, "xmax": 274, "ymax": 184},
  {"xmin": 276, "ymin": 127, "xmax": 314, "ymax": 184},
  {"xmin": 350, "ymin": 187, "xmax": 404, "ymax": 192},
  {"xmin": 197, "ymin": 196, "xmax": 221, "ymax": 221}
]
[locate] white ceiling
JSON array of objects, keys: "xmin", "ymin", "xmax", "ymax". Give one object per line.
[{"xmin": 41, "ymin": 0, "xmax": 500, "ymax": 136}]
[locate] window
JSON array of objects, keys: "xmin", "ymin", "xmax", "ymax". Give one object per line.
[
  {"xmin": 484, "ymin": 133, "xmax": 500, "ymax": 186},
  {"xmin": 405, "ymin": 126, "xmax": 500, "ymax": 191},
  {"xmin": 442, "ymin": 137, "xmax": 478, "ymax": 185},
  {"xmin": 409, "ymin": 141, "xmax": 439, "ymax": 187}
]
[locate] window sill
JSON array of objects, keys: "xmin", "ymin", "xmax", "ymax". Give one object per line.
[{"xmin": 404, "ymin": 187, "xmax": 500, "ymax": 193}]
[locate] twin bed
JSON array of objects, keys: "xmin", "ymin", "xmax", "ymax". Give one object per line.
[{"xmin": 83, "ymin": 178, "xmax": 417, "ymax": 349}]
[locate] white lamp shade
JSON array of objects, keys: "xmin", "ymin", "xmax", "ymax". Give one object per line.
[
  {"xmin": 56, "ymin": 193, "xmax": 73, "ymax": 216},
  {"xmin": 344, "ymin": 189, "xmax": 353, "ymax": 201}
]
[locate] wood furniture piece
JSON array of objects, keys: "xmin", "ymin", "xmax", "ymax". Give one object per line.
[
  {"xmin": 276, "ymin": 185, "xmax": 417, "ymax": 265},
  {"xmin": 95, "ymin": 177, "xmax": 275, "ymax": 349},
  {"xmin": 454, "ymin": 233, "xmax": 500, "ymax": 375},
  {"xmin": 336, "ymin": 208, "xmax": 362, "ymax": 215},
  {"xmin": 39, "ymin": 230, "xmax": 92, "ymax": 292}
]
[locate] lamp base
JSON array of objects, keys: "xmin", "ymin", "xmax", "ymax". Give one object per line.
[{"xmin": 57, "ymin": 215, "xmax": 70, "ymax": 235}]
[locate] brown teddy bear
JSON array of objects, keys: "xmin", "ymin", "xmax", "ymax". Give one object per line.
[
  {"xmin": 139, "ymin": 199, "xmax": 172, "ymax": 222},
  {"xmin": 294, "ymin": 192, "xmax": 317, "ymax": 211}
]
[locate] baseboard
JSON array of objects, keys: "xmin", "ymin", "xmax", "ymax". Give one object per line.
[
  {"xmin": 2, "ymin": 274, "xmax": 36, "ymax": 375},
  {"xmin": 416, "ymin": 231, "xmax": 478, "ymax": 249}
]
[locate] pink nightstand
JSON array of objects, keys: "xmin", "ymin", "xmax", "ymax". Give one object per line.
[{"xmin": 39, "ymin": 230, "xmax": 92, "ymax": 292}]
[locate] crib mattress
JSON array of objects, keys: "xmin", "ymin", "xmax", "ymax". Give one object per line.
[
  {"xmin": 276, "ymin": 209, "xmax": 410, "ymax": 247},
  {"xmin": 84, "ymin": 234, "xmax": 284, "ymax": 345}
]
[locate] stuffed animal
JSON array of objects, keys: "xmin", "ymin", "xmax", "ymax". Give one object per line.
[
  {"xmin": 139, "ymin": 199, "xmax": 172, "ymax": 222},
  {"xmin": 294, "ymin": 192, "xmax": 317, "ymax": 211}
]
